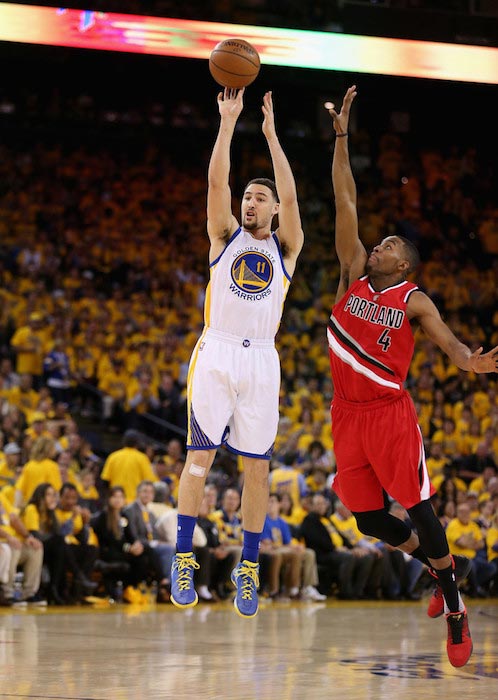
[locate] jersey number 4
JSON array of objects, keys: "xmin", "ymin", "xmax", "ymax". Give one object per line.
[{"xmin": 377, "ymin": 329, "xmax": 392, "ymax": 352}]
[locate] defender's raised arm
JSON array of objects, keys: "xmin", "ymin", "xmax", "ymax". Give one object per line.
[{"xmin": 328, "ymin": 86, "xmax": 367, "ymax": 298}]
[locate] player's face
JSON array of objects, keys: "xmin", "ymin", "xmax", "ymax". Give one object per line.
[
  {"xmin": 366, "ymin": 236, "xmax": 409, "ymax": 277},
  {"xmin": 241, "ymin": 185, "xmax": 278, "ymax": 231}
]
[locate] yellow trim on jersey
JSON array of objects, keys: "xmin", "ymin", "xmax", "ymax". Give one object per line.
[
  {"xmin": 276, "ymin": 275, "xmax": 290, "ymax": 334},
  {"xmin": 204, "ymin": 270, "xmax": 213, "ymax": 326}
]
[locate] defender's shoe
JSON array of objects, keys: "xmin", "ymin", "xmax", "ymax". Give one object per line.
[
  {"xmin": 446, "ymin": 609, "xmax": 473, "ymax": 667},
  {"xmin": 171, "ymin": 552, "xmax": 200, "ymax": 609},
  {"xmin": 427, "ymin": 555, "xmax": 472, "ymax": 619},
  {"xmin": 231, "ymin": 560, "xmax": 260, "ymax": 618}
]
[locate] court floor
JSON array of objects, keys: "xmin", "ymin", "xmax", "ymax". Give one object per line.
[{"xmin": 0, "ymin": 597, "xmax": 496, "ymax": 699}]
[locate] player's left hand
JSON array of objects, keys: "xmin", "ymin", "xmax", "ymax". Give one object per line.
[
  {"xmin": 469, "ymin": 345, "xmax": 498, "ymax": 373},
  {"xmin": 262, "ymin": 91, "xmax": 276, "ymax": 139}
]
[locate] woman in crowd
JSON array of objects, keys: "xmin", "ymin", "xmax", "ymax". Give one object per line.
[
  {"xmin": 22, "ymin": 482, "xmax": 66, "ymax": 604},
  {"xmin": 90, "ymin": 486, "xmax": 152, "ymax": 602}
]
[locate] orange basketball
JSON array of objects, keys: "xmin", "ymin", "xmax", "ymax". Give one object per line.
[{"xmin": 209, "ymin": 38, "xmax": 261, "ymax": 89}]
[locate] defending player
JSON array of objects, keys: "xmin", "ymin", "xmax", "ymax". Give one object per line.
[{"xmin": 326, "ymin": 85, "xmax": 498, "ymax": 667}]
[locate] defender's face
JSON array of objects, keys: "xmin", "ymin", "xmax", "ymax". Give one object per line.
[
  {"xmin": 241, "ymin": 184, "xmax": 278, "ymax": 231},
  {"xmin": 366, "ymin": 236, "xmax": 408, "ymax": 276}
]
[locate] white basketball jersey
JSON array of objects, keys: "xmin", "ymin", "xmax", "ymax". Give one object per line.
[{"xmin": 204, "ymin": 227, "xmax": 291, "ymax": 340}]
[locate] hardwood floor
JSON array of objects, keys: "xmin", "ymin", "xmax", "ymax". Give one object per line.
[{"xmin": 0, "ymin": 597, "xmax": 496, "ymax": 699}]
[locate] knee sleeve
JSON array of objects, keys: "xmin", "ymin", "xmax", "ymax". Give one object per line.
[
  {"xmin": 407, "ymin": 500, "xmax": 449, "ymax": 560},
  {"xmin": 353, "ymin": 508, "xmax": 412, "ymax": 548}
]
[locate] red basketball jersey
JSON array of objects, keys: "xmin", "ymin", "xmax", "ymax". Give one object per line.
[{"xmin": 328, "ymin": 276, "xmax": 419, "ymax": 402}]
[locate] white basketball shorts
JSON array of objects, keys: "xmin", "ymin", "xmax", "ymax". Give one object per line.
[{"xmin": 186, "ymin": 327, "xmax": 280, "ymax": 459}]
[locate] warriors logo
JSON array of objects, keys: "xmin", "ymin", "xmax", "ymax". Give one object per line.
[{"xmin": 230, "ymin": 252, "xmax": 273, "ymax": 294}]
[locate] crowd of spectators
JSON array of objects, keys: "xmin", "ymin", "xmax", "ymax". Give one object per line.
[{"xmin": 0, "ymin": 69, "xmax": 497, "ymax": 607}]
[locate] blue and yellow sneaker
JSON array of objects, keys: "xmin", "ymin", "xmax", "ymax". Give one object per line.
[
  {"xmin": 171, "ymin": 552, "xmax": 200, "ymax": 609},
  {"xmin": 231, "ymin": 560, "xmax": 260, "ymax": 618}
]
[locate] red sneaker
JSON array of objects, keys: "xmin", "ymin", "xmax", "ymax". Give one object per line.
[
  {"xmin": 427, "ymin": 582, "xmax": 444, "ymax": 618},
  {"xmin": 446, "ymin": 610, "xmax": 473, "ymax": 667}
]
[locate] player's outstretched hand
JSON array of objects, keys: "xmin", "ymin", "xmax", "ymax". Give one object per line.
[
  {"xmin": 469, "ymin": 345, "xmax": 498, "ymax": 374},
  {"xmin": 325, "ymin": 85, "xmax": 357, "ymax": 136},
  {"xmin": 217, "ymin": 87, "xmax": 245, "ymax": 120},
  {"xmin": 262, "ymin": 91, "xmax": 277, "ymax": 140}
]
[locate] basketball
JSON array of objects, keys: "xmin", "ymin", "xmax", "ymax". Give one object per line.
[{"xmin": 209, "ymin": 38, "xmax": 261, "ymax": 89}]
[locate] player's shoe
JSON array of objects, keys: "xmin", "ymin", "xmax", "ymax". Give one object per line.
[
  {"xmin": 446, "ymin": 609, "xmax": 473, "ymax": 667},
  {"xmin": 231, "ymin": 560, "xmax": 260, "ymax": 618},
  {"xmin": 427, "ymin": 555, "xmax": 472, "ymax": 619},
  {"xmin": 171, "ymin": 552, "xmax": 200, "ymax": 609}
]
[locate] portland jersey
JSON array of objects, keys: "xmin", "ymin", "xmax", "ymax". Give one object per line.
[
  {"xmin": 205, "ymin": 227, "xmax": 291, "ymax": 340},
  {"xmin": 328, "ymin": 276, "xmax": 419, "ymax": 402}
]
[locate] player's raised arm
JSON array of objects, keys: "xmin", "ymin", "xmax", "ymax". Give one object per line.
[
  {"xmin": 327, "ymin": 86, "xmax": 367, "ymax": 299},
  {"xmin": 408, "ymin": 290, "xmax": 498, "ymax": 373},
  {"xmin": 207, "ymin": 88, "xmax": 244, "ymax": 256},
  {"xmin": 261, "ymin": 91, "xmax": 304, "ymax": 275}
]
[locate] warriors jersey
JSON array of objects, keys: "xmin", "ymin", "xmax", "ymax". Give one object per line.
[
  {"xmin": 206, "ymin": 227, "xmax": 291, "ymax": 340},
  {"xmin": 328, "ymin": 276, "xmax": 419, "ymax": 402}
]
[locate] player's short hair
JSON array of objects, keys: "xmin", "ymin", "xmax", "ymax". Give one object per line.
[
  {"xmin": 245, "ymin": 178, "xmax": 279, "ymax": 202},
  {"xmin": 396, "ymin": 236, "xmax": 420, "ymax": 274}
]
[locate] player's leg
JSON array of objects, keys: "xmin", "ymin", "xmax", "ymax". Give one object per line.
[
  {"xmin": 172, "ymin": 336, "xmax": 236, "ymax": 609},
  {"xmin": 408, "ymin": 501, "xmax": 472, "ymax": 667},
  {"xmin": 172, "ymin": 447, "xmax": 218, "ymax": 609},
  {"xmin": 365, "ymin": 393, "xmax": 472, "ymax": 667},
  {"xmin": 229, "ymin": 455, "xmax": 269, "ymax": 617},
  {"xmin": 227, "ymin": 345, "xmax": 279, "ymax": 618}
]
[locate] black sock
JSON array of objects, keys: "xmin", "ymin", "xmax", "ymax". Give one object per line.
[
  {"xmin": 435, "ymin": 563, "xmax": 460, "ymax": 613},
  {"xmin": 409, "ymin": 546, "xmax": 430, "ymax": 566}
]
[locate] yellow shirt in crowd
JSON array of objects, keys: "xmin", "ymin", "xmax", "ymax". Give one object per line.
[
  {"xmin": 15, "ymin": 459, "xmax": 62, "ymax": 505},
  {"xmin": 100, "ymin": 447, "xmax": 156, "ymax": 504},
  {"xmin": 445, "ymin": 518, "xmax": 484, "ymax": 559}
]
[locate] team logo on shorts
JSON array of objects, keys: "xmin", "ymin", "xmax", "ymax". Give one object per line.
[{"xmin": 231, "ymin": 252, "xmax": 273, "ymax": 293}]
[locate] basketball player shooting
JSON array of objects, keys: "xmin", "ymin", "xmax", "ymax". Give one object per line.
[
  {"xmin": 171, "ymin": 87, "xmax": 304, "ymax": 617},
  {"xmin": 326, "ymin": 85, "xmax": 498, "ymax": 667}
]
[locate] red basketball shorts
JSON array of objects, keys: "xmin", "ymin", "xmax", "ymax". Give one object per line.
[{"xmin": 331, "ymin": 391, "xmax": 434, "ymax": 512}]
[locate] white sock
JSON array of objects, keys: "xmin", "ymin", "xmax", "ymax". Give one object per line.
[{"xmin": 444, "ymin": 591, "xmax": 465, "ymax": 615}]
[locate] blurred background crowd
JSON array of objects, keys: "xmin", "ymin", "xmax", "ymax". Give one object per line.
[{"xmin": 0, "ymin": 0, "xmax": 497, "ymax": 607}]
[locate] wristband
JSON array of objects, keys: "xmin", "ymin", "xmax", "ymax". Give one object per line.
[{"xmin": 336, "ymin": 132, "xmax": 348, "ymax": 138}]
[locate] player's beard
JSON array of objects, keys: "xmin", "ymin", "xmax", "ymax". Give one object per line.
[{"xmin": 243, "ymin": 214, "xmax": 258, "ymax": 229}]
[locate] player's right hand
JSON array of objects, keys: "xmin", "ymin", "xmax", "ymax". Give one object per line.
[
  {"xmin": 325, "ymin": 85, "xmax": 357, "ymax": 136},
  {"xmin": 217, "ymin": 87, "xmax": 245, "ymax": 120}
]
